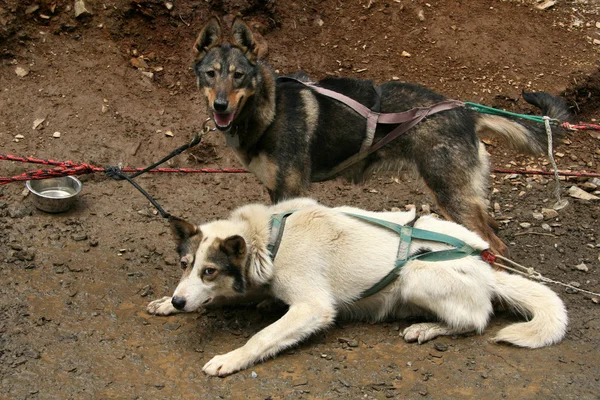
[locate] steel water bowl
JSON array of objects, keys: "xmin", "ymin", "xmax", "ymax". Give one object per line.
[{"xmin": 26, "ymin": 176, "xmax": 82, "ymax": 213}]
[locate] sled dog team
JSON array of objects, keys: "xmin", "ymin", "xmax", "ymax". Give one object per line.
[{"xmin": 146, "ymin": 17, "xmax": 569, "ymax": 376}]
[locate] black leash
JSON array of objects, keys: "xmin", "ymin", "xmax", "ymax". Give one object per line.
[{"xmin": 105, "ymin": 119, "xmax": 214, "ymax": 219}]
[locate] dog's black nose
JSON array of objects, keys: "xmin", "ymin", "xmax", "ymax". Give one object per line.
[
  {"xmin": 213, "ymin": 98, "xmax": 229, "ymax": 112},
  {"xmin": 171, "ymin": 296, "xmax": 186, "ymax": 310}
]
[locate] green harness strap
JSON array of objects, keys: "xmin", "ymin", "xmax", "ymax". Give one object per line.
[{"xmin": 267, "ymin": 211, "xmax": 484, "ymax": 300}]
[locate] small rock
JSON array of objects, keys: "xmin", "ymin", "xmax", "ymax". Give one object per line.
[
  {"xmin": 541, "ymin": 208, "xmax": 558, "ymax": 220},
  {"xmin": 532, "ymin": 212, "xmax": 543, "ymax": 220},
  {"xmin": 536, "ymin": 0, "xmax": 556, "ymax": 10},
  {"xmin": 15, "ymin": 67, "xmax": 29, "ymax": 77},
  {"xmin": 519, "ymin": 222, "xmax": 532, "ymax": 229},
  {"xmin": 581, "ymin": 182, "xmax": 598, "ymax": 192},
  {"xmin": 250, "ymin": 371, "xmax": 258, "ymax": 379},
  {"xmin": 541, "ymin": 223, "xmax": 551, "ymax": 231},
  {"xmin": 53, "ymin": 132, "xmax": 61, "ymax": 138},
  {"xmin": 401, "ymin": 51, "xmax": 411, "ymax": 57},
  {"xmin": 164, "ymin": 130, "xmax": 174, "ymax": 137},
  {"xmin": 32, "ymin": 118, "xmax": 45, "ymax": 130},
  {"xmin": 25, "ymin": 5, "xmax": 40, "ymax": 14},
  {"xmin": 433, "ymin": 342, "xmax": 448, "ymax": 352},
  {"xmin": 141, "ymin": 71, "xmax": 154, "ymax": 79},
  {"xmin": 575, "ymin": 263, "xmax": 589, "ymax": 272},
  {"xmin": 165, "ymin": 2, "xmax": 173, "ymax": 10},
  {"xmin": 594, "ymin": 39, "xmax": 600, "ymax": 46},
  {"xmin": 568, "ymin": 186, "xmax": 599, "ymax": 200},
  {"xmin": 74, "ymin": 0, "xmax": 92, "ymax": 18},
  {"xmin": 72, "ymin": 234, "xmax": 87, "ymax": 241},
  {"xmin": 130, "ymin": 57, "xmax": 148, "ymax": 69}
]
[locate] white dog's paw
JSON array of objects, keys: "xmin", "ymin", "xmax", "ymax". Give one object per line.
[
  {"xmin": 146, "ymin": 296, "xmax": 178, "ymax": 316},
  {"xmin": 202, "ymin": 349, "xmax": 252, "ymax": 377},
  {"xmin": 402, "ymin": 322, "xmax": 447, "ymax": 344}
]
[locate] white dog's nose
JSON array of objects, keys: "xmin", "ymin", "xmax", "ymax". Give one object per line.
[{"xmin": 172, "ymin": 296, "xmax": 187, "ymax": 310}]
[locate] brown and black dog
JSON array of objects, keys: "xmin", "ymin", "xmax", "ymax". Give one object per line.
[{"xmin": 192, "ymin": 17, "xmax": 571, "ymax": 254}]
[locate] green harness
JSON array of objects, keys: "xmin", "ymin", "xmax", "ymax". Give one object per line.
[{"xmin": 267, "ymin": 211, "xmax": 486, "ymax": 300}]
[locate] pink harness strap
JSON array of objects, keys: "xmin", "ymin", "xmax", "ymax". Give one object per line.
[{"xmin": 280, "ymin": 77, "xmax": 465, "ymax": 181}]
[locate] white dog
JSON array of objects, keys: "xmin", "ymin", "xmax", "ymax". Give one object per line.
[{"xmin": 147, "ymin": 198, "xmax": 567, "ymax": 376}]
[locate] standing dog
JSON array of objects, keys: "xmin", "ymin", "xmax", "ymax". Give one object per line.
[
  {"xmin": 191, "ymin": 17, "xmax": 571, "ymax": 255},
  {"xmin": 147, "ymin": 198, "xmax": 567, "ymax": 376}
]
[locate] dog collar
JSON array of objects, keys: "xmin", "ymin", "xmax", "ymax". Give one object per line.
[{"xmin": 267, "ymin": 210, "xmax": 485, "ymax": 300}]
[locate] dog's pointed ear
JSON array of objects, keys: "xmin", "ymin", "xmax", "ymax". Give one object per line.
[
  {"xmin": 169, "ymin": 216, "xmax": 199, "ymax": 241},
  {"xmin": 169, "ymin": 216, "xmax": 202, "ymax": 255},
  {"xmin": 231, "ymin": 18, "xmax": 261, "ymax": 62},
  {"xmin": 220, "ymin": 235, "xmax": 247, "ymax": 259},
  {"xmin": 194, "ymin": 17, "xmax": 222, "ymax": 59}
]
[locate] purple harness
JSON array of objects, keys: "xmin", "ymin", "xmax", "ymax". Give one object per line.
[{"xmin": 280, "ymin": 77, "xmax": 465, "ymax": 180}]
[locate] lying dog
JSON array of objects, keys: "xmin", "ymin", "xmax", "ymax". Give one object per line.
[
  {"xmin": 190, "ymin": 17, "xmax": 571, "ymax": 255},
  {"xmin": 147, "ymin": 198, "xmax": 568, "ymax": 376}
]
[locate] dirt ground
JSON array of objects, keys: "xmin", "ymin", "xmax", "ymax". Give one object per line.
[{"xmin": 1, "ymin": 0, "xmax": 599, "ymax": 398}]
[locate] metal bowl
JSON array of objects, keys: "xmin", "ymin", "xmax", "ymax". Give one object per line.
[{"xmin": 26, "ymin": 176, "xmax": 82, "ymax": 213}]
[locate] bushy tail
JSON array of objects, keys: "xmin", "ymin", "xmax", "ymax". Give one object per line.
[
  {"xmin": 475, "ymin": 91, "xmax": 571, "ymax": 154},
  {"xmin": 492, "ymin": 271, "xmax": 567, "ymax": 348}
]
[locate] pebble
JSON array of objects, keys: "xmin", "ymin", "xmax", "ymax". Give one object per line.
[
  {"xmin": 165, "ymin": 2, "xmax": 173, "ymax": 10},
  {"xmin": 250, "ymin": 371, "xmax": 258, "ymax": 378},
  {"xmin": 74, "ymin": 0, "xmax": 92, "ymax": 18},
  {"xmin": 532, "ymin": 212, "xmax": 543, "ymax": 220},
  {"xmin": 541, "ymin": 223, "xmax": 551, "ymax": 231},
  {"xmin": 575, "ymin": 263, "xmax": 589, "ymax": 272},
  {"xmin": 401, "ymin": 51, "xmax": 411, "ymax": 57},
  {"xmin": 433, "ymin": 342, "xmax": 448, "ymax": 352},
  {"xmin": 519, "ymin": 222, "xmax": 531, "ymax": 229},
  {"xmin": 15, "ymin": 67, "xmax": 29, "ymax": 77},
  {"xmin": 568, "ymin": 186, "xmax": 599, "ymax": 200},
  {"xmin": 542, "ymin": 208, "xmax": 558, "ymax": 220},
  {"xmin": 32, "ymin": 118, "xmax": 45, "ymax": 130},
  {"xmin": 53, "ymin": 132, "xmax": 61, "ymax": 138},
  {"xmin": 72, "ymin": 234, "xmax": 88, "ymax": 241}
]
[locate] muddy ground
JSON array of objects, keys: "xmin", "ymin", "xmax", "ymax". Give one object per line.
[{"xmin": 1, "ymin": 0, "xmax": 600, "ymax": 398}]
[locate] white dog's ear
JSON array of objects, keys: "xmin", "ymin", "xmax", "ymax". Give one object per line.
[
  {"xmin": 220, "ymin": 235, "xmax": 247, "ymax": 260},
  {"xmin": 194, "ymin": 17, "xmax": 222, "ymax": 59},
  {"xmin": 168, "ymin": 216, "xmax": 202, "ymax": 259}
]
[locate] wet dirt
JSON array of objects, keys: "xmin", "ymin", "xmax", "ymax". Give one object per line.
[{"xmin": 1, "ymin": 0, "xmax": 599, "ymax": 398}]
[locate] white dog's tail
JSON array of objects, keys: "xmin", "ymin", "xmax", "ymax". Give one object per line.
[{"xmin": 492, "ymin": 271, "xmax": 567, "ymax": 348}]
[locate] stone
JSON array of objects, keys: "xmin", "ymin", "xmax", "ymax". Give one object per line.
[
  {"xmin": 32, "ymin": 118, "xmax": 45, "ymax": 130},
  {"xmin": 568, "ymin": 186, "xmax": 599, "ymax": 200},
  {"xmin": 165, "ymin": 2, "xmax": 173, "ymax": 10},
  {"xmin": 53, "ymin": 131, "xmax": 61, "ymax": 138},
  {"xmin": 575, "ymin": 263, "xmax": 589, "ymax": 272},
  {"xmin": 401, "ymin": 51, "xmax": 411, "ymax": 57},
  {"xmin": 532, "ymin": 212, "xmax": 543, "ymax": 220},
  {"xmin": 15, "ymin": 67, "xmax": 29, "ymax": 77},
  {"xmin": 541, "ymin": 208, "xmax": 558, "ymax": 220},
  {"xmin": 536, "ymin": 0, "xmax": 556, "ymax": 10},
  {"xmin": 519, "ymin": 222, "xmax": 532, "ymax": 229},
  {"xmin": 74, "ymin": 0, "xmax": 92, "ymax": 18}
]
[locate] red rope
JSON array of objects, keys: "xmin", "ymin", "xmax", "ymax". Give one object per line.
[
  {"xmin": 563, "ymin": 122, "xmax": 600, "ymax": 131},
  {"xmin": 1, "ymin": 153, "xmax": 598, "ymax": 184}
]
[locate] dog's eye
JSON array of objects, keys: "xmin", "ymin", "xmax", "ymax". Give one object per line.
[
  {"xmin": 180, "ymin": 260, "xmax": 188, "ymax": 270},
  {"xmin": 203, "ymin": 267, "xmax": 217, "ymax": 276},
  {"xmin": 205, "ymin": 70, "xmax": 215, "ymax": 78},
  {"xmin": 233, "ymin": 71, "xmax": 244, "ymax": 80}
]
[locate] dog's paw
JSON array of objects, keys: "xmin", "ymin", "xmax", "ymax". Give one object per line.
[
  {"xmin": 402, "ymin": 322, "xmax": 446, "ymax": 344},
  {"xmin": 146, "ymin": 296, "xmax": 178, "ymax": 316},
  {"xmin": 203, "ymin": 349, "xmax": 252, "ymax": 377}
]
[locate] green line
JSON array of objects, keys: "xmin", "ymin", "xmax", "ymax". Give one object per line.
[{"xmin": 465, "ymin": 102, "xmax": 559, "ymax": 125}]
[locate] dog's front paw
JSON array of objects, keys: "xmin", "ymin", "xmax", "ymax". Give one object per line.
[
  {"xmin": 203, "ymin": 349, "xmax": 252, "ymax": 377},
  {"xmin": 402, "ymin": 322, "xmax": 445, "ymax": 344},
  {"xmin": 146, "ymin": 296, "xmax": 178, "ymax": 316}
]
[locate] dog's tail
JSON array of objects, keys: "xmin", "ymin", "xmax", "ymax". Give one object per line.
[
  {"xmin": 491, "ymin": 270, "xmax": 567, "ymax": 348},
  {"xmin": 474, "ymin": 91, "xmax": 571, "ymax": 154}
]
